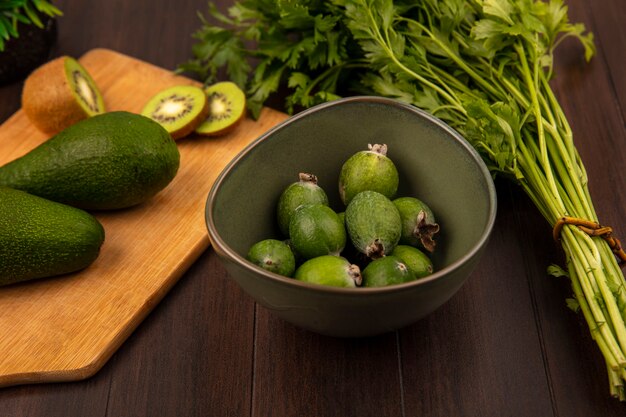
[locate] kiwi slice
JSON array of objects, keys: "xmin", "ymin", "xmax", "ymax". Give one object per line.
[
  {"xmin": 22, "ymin": 56, "xmax": 105, "ymax": 134},
  {"xmin": 141, "ymin": 85, "xmax": 209, "ymax": 140},
  {"xmin": 195, "ymin": 81, "xmax": 246, "ymax": 136}
]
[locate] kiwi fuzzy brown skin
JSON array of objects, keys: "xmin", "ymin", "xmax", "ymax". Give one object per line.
[
  {"xmin": 22, "ymin": 56, "xmax": 104, "ymax": 135},
  {"xmin": 141, "ymin": 85, "xmax": 210, "ymax": 140}
]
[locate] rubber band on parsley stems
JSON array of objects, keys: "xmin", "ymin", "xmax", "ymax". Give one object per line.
[
  {"xmin": 181, "ymin": 0, "xmax": 626, "ymax": 400},
  {"xmin": 553, "ymin": 217, "xmax": 626, "ymax": 266}
]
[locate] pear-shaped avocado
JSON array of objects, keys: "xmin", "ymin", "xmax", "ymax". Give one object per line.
[
  {"xmin": 0, "ymin": 187, "xmax": 105, "ymax": 286},
  {"xmin": 0, "ymin": 111, "xmax": 180, "ymax": 210}
]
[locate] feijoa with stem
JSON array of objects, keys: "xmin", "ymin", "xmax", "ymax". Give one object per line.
[
  {"xmin": 289, "ymin": 204, "xmax": 346, "ymax": 260},
  {"xmin": 247, "ymin": 239, "xmax": 296, "ymax": 277},
  {"xmin": 277, "ymin": 173, "xmax": 329, "ymax": 236},
  {"xmin": 294, "ymin": 255, "xmax": 362, "ymax": 288},
  {"xmin": 391, "ymin": 245, "xmax": 433, "ymax": 278},
  {"xmin": 362, "ymin": 255, "xmax": 416, "ymax": 287},
  {"xmin": 338, "ymin": 143, "xmax": 399, "ymax": 205},
  {"xmin": 393, "ymin": 197, "xmax": 440, "ymax": 253},
  {"xmin": 345, "ymin": 190, "xmax": 402, "ymax": 259}
]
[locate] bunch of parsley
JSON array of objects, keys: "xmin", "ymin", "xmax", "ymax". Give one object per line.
[
  {"xmin": 180, "ymin": 0, "xmax": 626, "ymax": 400},
  {"xmin": 178, "ymin": 1, "xmax": 360, "ymax": 118}
]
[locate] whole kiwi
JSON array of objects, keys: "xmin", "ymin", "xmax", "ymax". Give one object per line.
[{"xmin": 22, "ymin": 55, "xmax": 105, "ymax": 134}]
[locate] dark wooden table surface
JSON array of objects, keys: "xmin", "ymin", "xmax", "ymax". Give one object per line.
[{"xmin": 1, "ymin": 1, "xmax": 624, "ymax": 416}]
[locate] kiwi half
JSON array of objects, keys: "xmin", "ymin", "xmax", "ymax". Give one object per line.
[
  {"xmin": 141, "ymin": 85, "xmax": 209, "ymax": 140},
  {"xmin": 195, "ymin": 81, "xmax": 246, "ymax": 136},
  {"xmin": 22, "ymin": 56, "xmax": 105, "ymax": 134}
]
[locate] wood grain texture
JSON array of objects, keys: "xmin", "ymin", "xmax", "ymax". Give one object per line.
[
  {"xmin": 253, "ymin": 310, "xmax": 404, "ymax": 417},
  {"xmin": 103, "ymin": 252, "xmax": 257, "ymax": 417},
  {"xmin": 0, "ymin": 0, "xmax": 625, "ymax": 415},
  {"xmin": 400, "ymin": 183, "xmax": 557, "ymax": 417},
  {"xmin": 0, "ymin": 48, "xmax": 287, "ymax": 388}
]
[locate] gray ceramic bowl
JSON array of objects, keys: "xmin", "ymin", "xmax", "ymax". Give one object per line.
[{"xmin": 206, "ymin": 96, "xmax": 496, "ymax": 337}]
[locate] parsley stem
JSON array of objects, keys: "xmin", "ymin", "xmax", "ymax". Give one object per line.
[
  {"xmin": 405, "ymin": 18, "xmax": 505, "ymax": 100},
  {"xmin": 568, "ymin": 257, "xmax": 620, "ymax": 371},
  {"xmin": 361, "ymin": 5, "xmax": 465, "ymax": 114},
  {"xmin": 540, "ymin": 73, "xmax": 589, "ymax": 195},
  {"xmin": 516, "ymin": 135, "xmax": 560, "ymax": 218},
  {"xmin": 515, "ymin": 42, "xmax": 563, "ymax": 213},
  {"xmin": 302, "ymin": 61, "xmax": 365, "ymax": 98},
  {"xmin": 564, "ymin": 227, "xmax": 626, "ymax": 365}
]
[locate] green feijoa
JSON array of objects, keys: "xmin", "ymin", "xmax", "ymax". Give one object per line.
[
  {"xmin": 294, "ymin": 255, "xmax": 362, "ymax": 287},
  {"xmin": 337, "ymin": 211, "xmax": 345, "ymax": 226},
  {"xmin": 335, "ymin": 211, "xmax": 364, "ymax": 264},
  {"xmin": 345, "ymin": 190, "xmax": 401, "ymax": 259},
  {"xmin": 247, "ymin": 239, "xmax": 296, "ymax": 277},
  {"xmin": 338, "ymin": 144, "xmax": 399, "ymax": 205},
  {"xmin": 362, "ymin": 255, "xmax": 416, "ymax": 287},
  {"xmin": 393, "ymin": 197, "xmax": 440, "ymax": 253},
  {"xmin": 277, "ymin": 173, "xmax": 329, "ymax": 236},
  {"xmin": 283, "ymin": 239, "xmax": 304, "ymax": 265},
  {"xmin": 289, "ymin": 204, "xmax": 346, "ymax": 260},
  {"xmin": 391, "ymin": 245, "xmax": 433, "ymax": 278}
]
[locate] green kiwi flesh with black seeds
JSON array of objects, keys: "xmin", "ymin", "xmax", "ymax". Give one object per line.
[
  {"xmin": 195, "ymin": 81, "xmax": 246, "ymax": 136},
  {"xmin": 141, "ymin": 85, "xmax": 209, "ymax": 140}
]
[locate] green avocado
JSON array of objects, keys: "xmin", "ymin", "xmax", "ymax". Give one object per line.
[
  {"xmin": 0, "ymin": 187, "xmax": 105, "ymax": 286},
  {"xmin": 0, "ymin": 111, "xmax": 180, "ymax": 210}
]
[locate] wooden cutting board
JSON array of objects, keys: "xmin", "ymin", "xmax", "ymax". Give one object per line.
[{"xmin": 0, "ymin": 49, "xmax": 288, "ymax": 387}]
